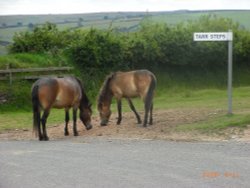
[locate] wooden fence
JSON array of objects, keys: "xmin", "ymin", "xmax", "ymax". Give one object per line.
[{"xmin": 0, "ymin": 66, "xmax": 74, "ymax": 85}]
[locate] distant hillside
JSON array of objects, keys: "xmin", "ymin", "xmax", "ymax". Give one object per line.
[
  {"xmin": 151, "ymin": 10, "xmax": 250, "ymax": 29},
  {"xmin": 0, "ymin": 10, "xmax": 249, "ymax": 55}
]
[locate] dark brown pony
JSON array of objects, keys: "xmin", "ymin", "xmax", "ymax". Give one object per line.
[
  {"xmin": 31, "ymin": 76, "xmax": 92, "ymax": 141},
  {"xmin": 97, "ymin": 70, "xmax": 156, "ymax": 127}
]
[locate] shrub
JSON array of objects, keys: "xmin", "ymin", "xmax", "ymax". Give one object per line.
[
  {"xmin": 9, "ymin": 22, "xmax": 65, "ymax": 54},
  {"xmin": 66, "ymin": 29, "xmax": 127, "ymax": 71}
]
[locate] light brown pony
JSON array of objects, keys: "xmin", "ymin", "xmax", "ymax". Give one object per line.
[
  {"xmin": 97, "ymin": 70, "xmax": 156, "ymax": 127},
  {"xmin": 31, "ymin": 76, "xmax": 92, "ymax": 141}
]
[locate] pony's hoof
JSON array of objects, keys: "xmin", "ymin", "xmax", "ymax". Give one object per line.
[
  {"xmin": 39, "ymin": 136, "xmax": 49, "ymax": 141},
  {"xmin": 137, "ymin": 118, "xmax": 142, "ymax": 124},
  {"xmin": 74, "ymin": 132, "xmax": 79, "ymax": 136},
  {"xmin": 64, "ymin": 132, "xmax": 69, "ymax": 136}
]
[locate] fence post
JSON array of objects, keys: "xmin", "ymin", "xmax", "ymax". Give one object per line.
[{"xmin": 6, "ymin": 64, "xmax": 12, "ymax": 85}]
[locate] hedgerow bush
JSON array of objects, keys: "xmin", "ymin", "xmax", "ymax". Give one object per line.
[{"xmin": 8, "ymin": 15, "xmax": 250, "ymax": 70}]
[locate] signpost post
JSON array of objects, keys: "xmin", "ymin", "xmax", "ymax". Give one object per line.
[{"xmin": 193, "ymin": 30, "xmax": 233, "ymax": 114}]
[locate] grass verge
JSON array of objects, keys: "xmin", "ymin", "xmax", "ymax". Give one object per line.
[
  {"xmin": 176, "ymin": 113, "xmax": 250, "ymax": 133},
  {"xmin": 1, "ymin": 86, "xmax": 250, "ymax": 133},
  {"xmin": 0, "ymin": 109, "xmax": 65, "ymax": 133}
]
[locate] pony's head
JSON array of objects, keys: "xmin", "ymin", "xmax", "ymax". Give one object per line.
[
  {"xmin": 97, "ymin": 73, "xmax": 114, "ymax": 126},
  {"xmin": 80, "ymin": 102, "xmax": 93, "ymax": 130},
  {"xmin": 98, "ymin": 101, "xmax": 112, "ymax": 126},
  {"xmin": 76, "ymin": 77, "xmax": 93, "ymax": 130}
]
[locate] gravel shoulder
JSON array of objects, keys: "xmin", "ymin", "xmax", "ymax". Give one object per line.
[{"xmin": 1, "ymin": 109, "xmax": 250, "ymax": 142}]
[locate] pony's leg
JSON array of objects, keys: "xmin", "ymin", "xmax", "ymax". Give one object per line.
[
  {"xmin": 37, "ymin": 111, "xmax": 43, "ymax": 141},
  {"xmin": 64, "ymin": 109, "xmax": 70, "ymax": 136},
  {"xmin": 149, "ymin": 103, "xmax": 153, "ymax": 125},
  {"xmin": 73, "ymin": 108, "xmax": 78, "ymax": 136},
  {"xmin": 127, "ymin": 98, "xmax": 141, "ymax": 124},
  {"xmin": 41, "ymin": 110, "xmax": 50, "ymax": 141},
  {"xmin": 143, "ymin": 99, "xmax": 152, "ymax": 127},
  {"xmin": 116, "ymin": 99, "xmax": 122, "ymax": 125}
]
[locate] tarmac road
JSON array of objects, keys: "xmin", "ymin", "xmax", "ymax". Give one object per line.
[{"xmin": 0, "ymin": 137, "xmax": 249, "ymax": 188}]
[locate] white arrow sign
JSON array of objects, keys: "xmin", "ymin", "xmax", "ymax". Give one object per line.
[{"xmin": 193, "ymin": 32, "xmax": 233, "ymax": 41}]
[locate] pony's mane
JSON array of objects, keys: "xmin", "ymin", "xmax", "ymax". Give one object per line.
[
  {"xmin": 97, "ymin": 72, "xmax": 115, "ymax": 108},
  {"xmin": 75, "ymin": 77, "xmax": 92, "ymax": 110}
]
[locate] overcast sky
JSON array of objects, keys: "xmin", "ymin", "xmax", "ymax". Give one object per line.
[{"xmin": 0, "ymin": 0, "xmax": 249, "ymax": 15}]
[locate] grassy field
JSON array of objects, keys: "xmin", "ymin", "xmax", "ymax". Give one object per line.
[
  {"xmin": 1, "ymin": 85, "xmax": 250, "ymax": 134},
  {"xmin": 1, "ymin": 60, "xmax": 250, "ymax": 134},
  {"xmin": 0, "ymin": 110, "xmax": 65, "ymax": 131}
]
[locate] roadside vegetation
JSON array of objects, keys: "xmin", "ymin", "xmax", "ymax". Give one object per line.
[{"xmin": 1, "ymin": 14, "xmax": 250, "ymax": 135}]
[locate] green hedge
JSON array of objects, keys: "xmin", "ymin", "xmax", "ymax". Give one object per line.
[{"xmin": 8, "ymin": 15, "xmax": 250, "ymax": 71}]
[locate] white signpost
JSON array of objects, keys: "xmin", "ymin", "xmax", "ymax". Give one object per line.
[
  {"xmin": 193, "ymin": 32, "xmax": 233, "ymax": 41},
  {"xmin": 193, "ymin": 31, "xmax": 233, "ymax": 114}
]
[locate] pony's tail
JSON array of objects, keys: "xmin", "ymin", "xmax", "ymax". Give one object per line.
[
  {"xmin": 32, "ymin": 85, "xmax": 40, "ymax": 136},
  {"xmin": 145, "ymin": 74, "xmax": 157, "ymax": 105}
]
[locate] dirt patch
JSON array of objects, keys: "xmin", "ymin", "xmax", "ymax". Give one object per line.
[{"xmin": 1, "ymin": 109, "xmax": 250, "ymax": 142}]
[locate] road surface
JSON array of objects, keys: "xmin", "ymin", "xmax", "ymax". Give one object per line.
[{"xmin": 0, "ymin": 137, "xmax": 249, "ymax": 188}]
